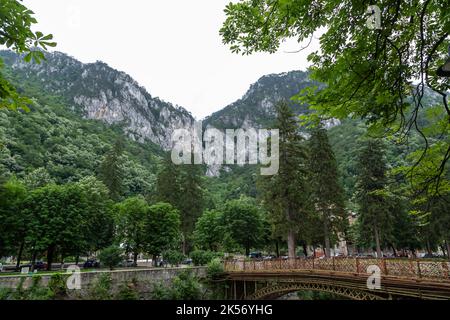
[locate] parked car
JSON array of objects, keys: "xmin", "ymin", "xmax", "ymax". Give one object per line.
[
  {"xmin": 158, "ymin": 260, "xmax": 168, "ymax": 267},
  {"xmin": 119, "ymin": 260, "xmax": 137, "ymax": 267},
  {"xmin": 423, "ymin": 253, "xmax": 443, "ymax": 259},
  {"xmin": 249, "ymin": 252, "xmax": 262, "ymax": 259},
  {"xmin": 21, "ymin": 261, "xmax": 47, "ymax": 271},
  {"xmin": 182, "ymin": 258, "xmax": 193, "ymax": 265},
  {"xmin": 83, "ymin": 259, "xmax": 100, "ymax": 268}
]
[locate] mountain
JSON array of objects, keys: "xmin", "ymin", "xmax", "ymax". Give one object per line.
[
  {"xmin": 204, "ymin": 70, "xmax": 314, "ymax": 129},
  {"xmin": 0, "ymin": 50, "xmax": 194, "ymax": 150},
  {"xmin": 0, "ymin": 49, "xmax": 425, "ymax": 206},
  {"xmin": 1, "ymin": 50, "xmax": 320, "ymax": 147}
]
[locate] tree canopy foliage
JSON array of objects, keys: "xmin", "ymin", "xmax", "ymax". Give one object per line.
[
  {"xmin": 0, "ymin": 0, "xmax": 56, "ymax": 110},
  {"xmin": 220, "ymin": 0, "xmax": 449, "ymax": 198}
]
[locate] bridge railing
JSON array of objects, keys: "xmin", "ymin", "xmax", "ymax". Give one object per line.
[{"xmin": 224, "ymin": 257, "xmax": 450, "ymax": 281}]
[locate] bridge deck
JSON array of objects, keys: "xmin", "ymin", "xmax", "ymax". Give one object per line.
[
  {"xmin": 224, "ymin": 257, "xmax": 450, "ymax": 299},
  {"xmin": 225, "ymin": 257, "xmax": 450, "ymax": 281}
]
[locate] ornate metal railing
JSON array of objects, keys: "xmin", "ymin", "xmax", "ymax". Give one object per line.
[{"xmin": 224, "ymin": 257, "xmax": 450, "ymax": 281}]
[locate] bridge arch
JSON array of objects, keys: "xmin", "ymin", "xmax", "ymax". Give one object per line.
[{"xmin": 246, "ymin": 281, "xmax": 386, "ymax": 300}]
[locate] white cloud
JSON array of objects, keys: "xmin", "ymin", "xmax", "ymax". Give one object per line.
[{"xmin": 23, "ymin": 0, "xmax": 320, "ymax": 119}]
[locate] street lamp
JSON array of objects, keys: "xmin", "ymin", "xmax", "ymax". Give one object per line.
[{"xmin": 437, "ymin": 45, "xmax": 450, "ymax": 77}]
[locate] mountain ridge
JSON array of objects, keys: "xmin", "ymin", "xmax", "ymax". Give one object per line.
[
  {"xmin": 0, "ymin": 50, "xmax": 194, "ymax": 150},
  {"xmin": 1, "ymin": 50, "xmax": 318, "ymax": 151}
]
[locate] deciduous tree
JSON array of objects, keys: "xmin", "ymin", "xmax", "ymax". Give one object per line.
[
  {"xmin": 114, "ymin": 196, "xmax": 149, "ymax": 265},
  {"xmin": 144, "ymin": 202, "xmax": 181, "ymax": 265},
  {"xmin": 221, "ymin": 197, "xmax": 264, "ymax": 257},
  {"xmin": 0, "ymin": 0, "xmax": 56, "ymax": 110}
]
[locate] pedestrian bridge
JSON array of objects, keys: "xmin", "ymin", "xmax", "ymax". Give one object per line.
[{"xmin": 223, "ymin": 257, "xmax": 450, "ymax": 300}]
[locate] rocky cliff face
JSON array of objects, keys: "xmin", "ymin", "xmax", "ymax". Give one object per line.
[
  {"xmin": 1, "ymin": 50, "xmax": 194, "ymax": 150},
  {"xmin": 204, "ymin": 70, "xmax": 315, "ymax": 129},
  {"xmin": 1, "ymin": 51, "xmax": 322, "ymax": 152}
]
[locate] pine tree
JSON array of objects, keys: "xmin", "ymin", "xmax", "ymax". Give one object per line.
[
  {"xmin": 428, "ymin": 196, "xmax": 450, "ymax": 260},
  {"xmin": 99, "ymin": 138, "xmax": 125, "ymax": 201},
  {"xmin": 260, "ymin": 101, "xmax": 311, "ymax": 258},
  {"xmin": 308, "ymin": 127, "xmax": 347, "ymax": 257},
  {"xmin": 156, "ymin": 155, "xmax": 204, "ymax": 254},
  {"xmin": 178, "ymin": 164, "xmax": 204, "ymax": 254},
  {"xmin": 155, "ymin": 154, "xmax": 182, "ymax": 206},
  {"xmin": 355, "ymin": 139, "xmax": 391, "ymax": 258}
]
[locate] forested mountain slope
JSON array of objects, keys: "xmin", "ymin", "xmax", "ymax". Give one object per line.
[
  {"xmin": 0, "ymin": 50, "xmax": 194, "ymax": 150},
  {"xmin": 0, "ymin": 50, "xmax": 428, "ymax": 205}
]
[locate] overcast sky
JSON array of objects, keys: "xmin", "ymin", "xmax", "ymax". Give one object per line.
[{"xmin": 22, "ymin": 0, "xmax": 320, "ymax": 119}]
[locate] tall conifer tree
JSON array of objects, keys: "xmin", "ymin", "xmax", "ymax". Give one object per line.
[
  {"xmin": 308, "ymin": 127, "xmax": 347, "ymax": 257},
  {"xmin": 99, "ymin": 138, "xmax": 125, "ymax": 201},
  {"xmin": 260, "ymin": 101, "xmax": 311, "ymax": 258},
  {"xmin": 355, "ymin": 139, "xmax": 391, "ymax": 258},
  {"xmin": 156, "ymin": 155, "xmax": 203, "ymax": 254}
]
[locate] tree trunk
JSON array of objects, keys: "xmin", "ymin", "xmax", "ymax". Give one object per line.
[
  {"xmin": 323, "ymin": 219, "xmax": 331, "ymax": 258},
  {"xmin": 245, "ymin": 240, "xmax": 250, "ymax": 257},
  {"xmin": 47, "ymin": 245, "xmax": 55, "ymax": 271},
  {"xmin": 287, "ymin": 229, "xmax": 296, "ymax": 258},
  {"xmin": 152, "ymin": 254, "xmax": 158, "ymax": 267},
  {"xmin": 30, "ymin": 250, "xmax": 37, "ymax": 272},
  {"xmin": 15, "ymin": 241, "xmax": 25, "ymax": 271},
  {"xmin": 374, "ymin": 226, "xmax": 382, "ymax": 258},
  {"xmin": 446, "ymin": 240, "xmax": 450, "ymax": 262},
  {"xmin": 182, "ymin": 234, "xmax": 187, "ymax": 256},
  {"xmin": 440, "ymin": 244, "xmax": 447, "ymax": 258},
  {"xmin": 390, "ymin": 244, "xmax": 397, "ymax": 257},
  {"xmin": 275, "ymin": 240, "xmax": 280, "ymax": 258},
  {"xmin": 75, "ymin": 255, "xmax": 80, "ymax": 266},
  {"xmin": 302, "ymin": 242, "xmax": 308, "ymax": 257},
  {"xmin": 133, "ymin": 251, "xmax": 138, "ymax": 266},
  {"xmin": 426, "ymin": 240, "xmax": 432, "ymax": 256}
]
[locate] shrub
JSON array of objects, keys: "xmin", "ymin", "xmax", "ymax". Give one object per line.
[
  {"xmin": 89, "ymin": 273, "xmax": 112, "ymax": 300},
  {"xmin": 10, "ymin": 277, "xmax": 26, "ymax": 300},
  {"xmin": 48, "ymin": 273, "xmax": 67, "ymax": 298},
  {"xmin": 28, "ymin": 274, "xmax": 54, "ymax": 300},
  {"xmin": 151, "ymin": 271, "xmax": 203, "ymax": 300},
  {"xmin": 0, "ymin": 288, "xmax": 11, "ymax": 300},
  {"xmin": 190, "ymin": 250, "xmax": 221, "ymax": 266},
  {"xmin": 98, "ymin": 245, "xmax": 123, "ymax": 270},
  {"xmin": 116, "ymin": 281, "xmax": 139, "ymax": 300},
  {"xmin": 205, "ymin": 258, "xmax": 226, "ymax": 299},
  {"xmin": 151, "ymin": 282, "xmax": 171, "ymax": 300},
  {"xmin": 163, "ymin": 250, "xmax": 185, "ymax": 266},
  {"xmin": 206, "ymin": 258, "xmax": 224, "ymax": 280},
  {"xmin": 6, "ymin": 275, "xmax": 55, "ymax": 300},
  {"xmin": 170, "ymin": 270, "xmax": 202, "ymax": 300}
]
